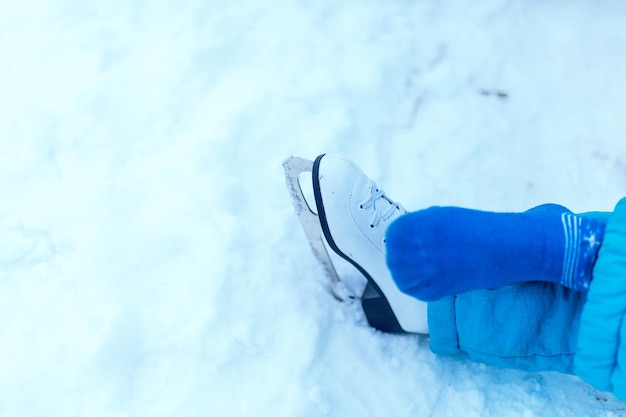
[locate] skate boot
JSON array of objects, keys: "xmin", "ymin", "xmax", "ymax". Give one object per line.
[{"xmin": 312, "ymin": 154, "xmax": 429, "ymax": 334}]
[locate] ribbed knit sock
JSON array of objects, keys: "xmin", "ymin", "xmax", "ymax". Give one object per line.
[{"xmin": 385, "ymin": 204, "xmax": 606, "ymax": 302}]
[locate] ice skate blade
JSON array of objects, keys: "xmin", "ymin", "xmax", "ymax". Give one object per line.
[{"xmin": 283, "ymin": 156, "xmax": 347, "ymax": 301}]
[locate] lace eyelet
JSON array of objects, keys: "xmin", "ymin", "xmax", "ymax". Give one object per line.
[{"xmin": 369, "ymin": 224, "xmax": 375, "ymax": 229}]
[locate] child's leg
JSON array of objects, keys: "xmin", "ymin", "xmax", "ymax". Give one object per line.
[{"xmin": 385, "ymin": 204, "xmax": 607, "ymax": 302}]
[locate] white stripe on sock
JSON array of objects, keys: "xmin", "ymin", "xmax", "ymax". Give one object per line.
[
  {"xmin": 573, "ymin": 216, "xmax": 582, "ymax": 286},
  {"xmin": 561, "ymin": 213, "xmax": 582, "ymax": 289},
  {"xmin": 561, "ymin": 213, "xmax": 570, "ymax": 288}
]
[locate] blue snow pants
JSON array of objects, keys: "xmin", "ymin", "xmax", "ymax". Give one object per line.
[
  {"xmin": 428, "ymin": 282, "xmax": 585, "ymax": 373},
  {"xmin": 426, "ymin": 198, "xmax": 626, "ymax": 401}
]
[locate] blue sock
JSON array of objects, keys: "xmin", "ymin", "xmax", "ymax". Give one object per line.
[{"xmin": 385, "ymin": 204, "xmax": 606, "ymax": 302}]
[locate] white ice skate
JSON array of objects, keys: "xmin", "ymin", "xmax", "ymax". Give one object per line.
[{"xmin": 283, "ymin": 154, "xmax": 429, "ymax": 334}]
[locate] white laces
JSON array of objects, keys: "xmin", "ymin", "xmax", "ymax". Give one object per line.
[{"xmin": 359, "ymin": 181, "xmax": 399, "ymax": 229}]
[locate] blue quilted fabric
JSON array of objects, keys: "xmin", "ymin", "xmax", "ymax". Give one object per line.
[{"xmin": 575, "ymin": 198, "xmax": 626, "ymax": 400}]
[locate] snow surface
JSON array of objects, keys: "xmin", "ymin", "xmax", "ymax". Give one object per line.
[{"xmin": 2, "ymin": 1, "xmax": 626, "ymax": 416}]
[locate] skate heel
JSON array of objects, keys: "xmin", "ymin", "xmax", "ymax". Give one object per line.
[{"xmin": 361, "ymin": 282, "xmax": 404, "ymax": 333}]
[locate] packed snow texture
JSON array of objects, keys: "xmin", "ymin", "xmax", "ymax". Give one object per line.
[{"xmin": 2, "ymin": 1, "xmax": 626, "ymax": 416}]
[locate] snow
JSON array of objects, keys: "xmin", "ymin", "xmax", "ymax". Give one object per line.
[{"xmin": 1, "ymin": 0, "xmax": 626, "ymax": 416}]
